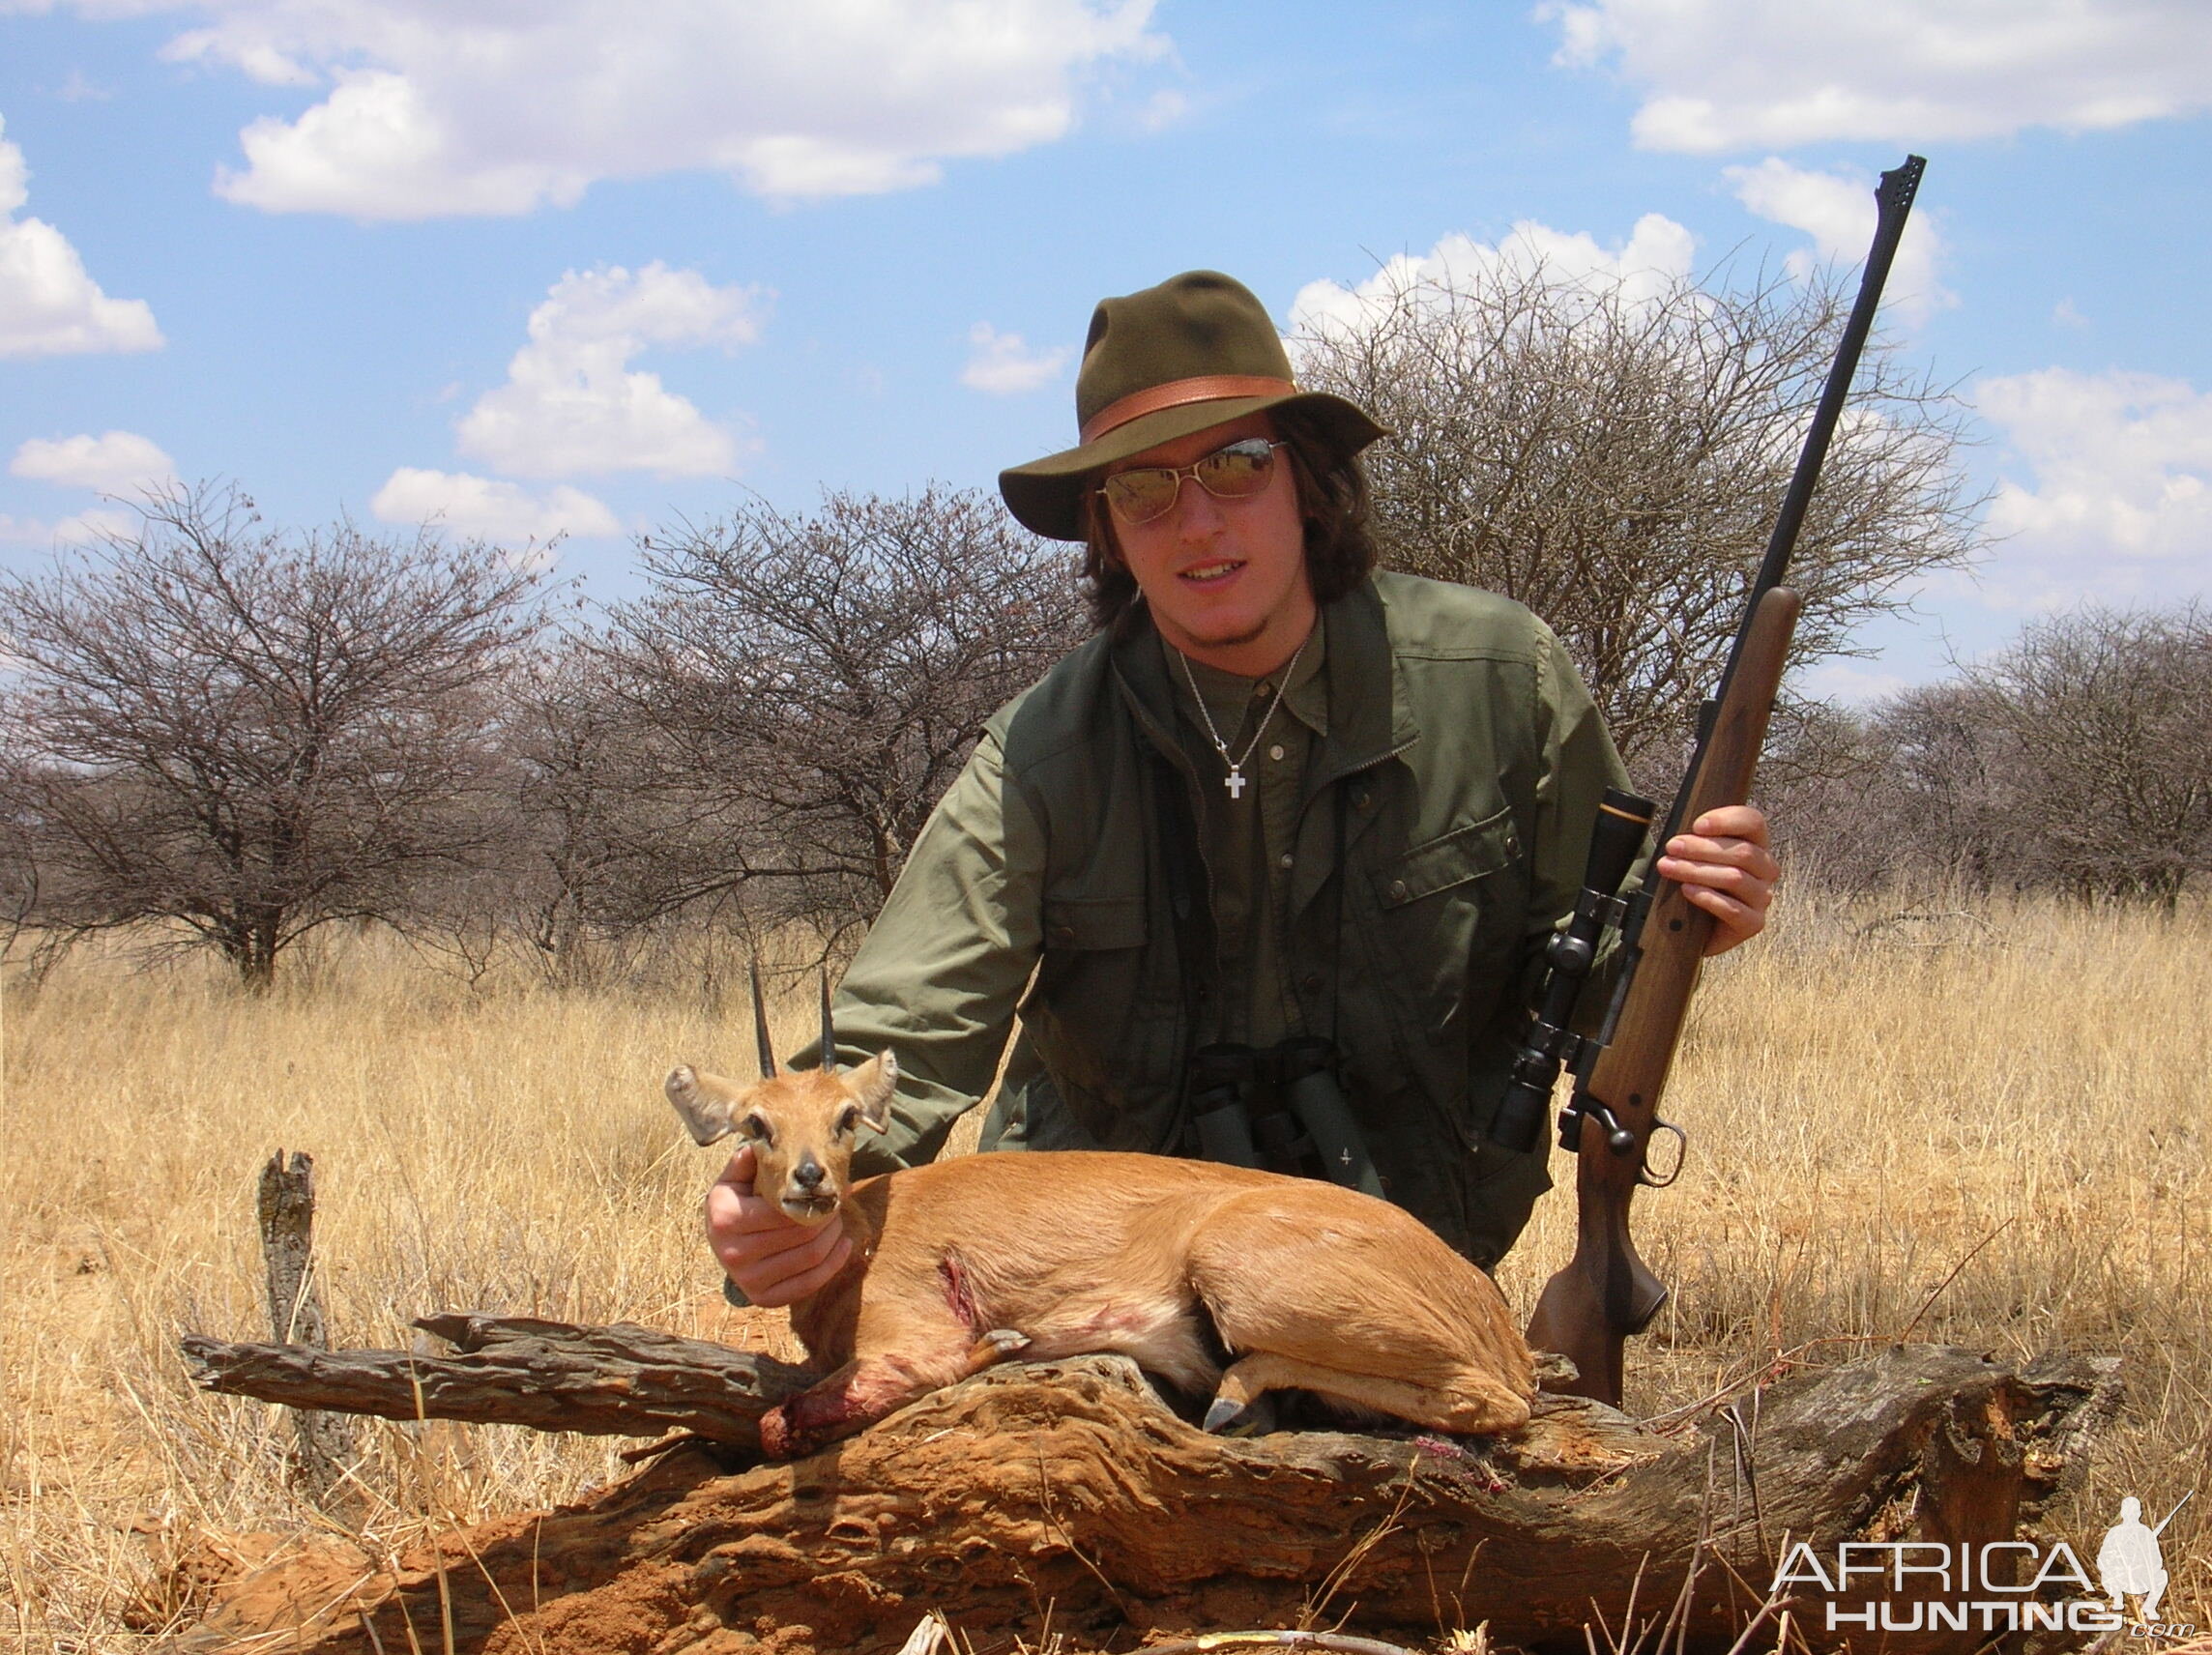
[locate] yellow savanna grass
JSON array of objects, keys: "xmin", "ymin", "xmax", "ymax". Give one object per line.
[{"xmin": 2, "ymin": 892, "xmax": 2206, "ymax": 1649}]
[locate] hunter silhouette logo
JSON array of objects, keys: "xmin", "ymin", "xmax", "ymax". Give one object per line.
[{"xmin": 2098, "ymin": 1493, "xmax": 2195, "ymax": 1636}]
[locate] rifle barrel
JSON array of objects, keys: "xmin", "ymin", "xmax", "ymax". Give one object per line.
[
  {"xmin": 1651, "ymin": 153, "xmax": 1927, "ymax": 860},
  {"xmin": 1729, "ymin": 155, "xmax": 1926, "ymax": 686}
]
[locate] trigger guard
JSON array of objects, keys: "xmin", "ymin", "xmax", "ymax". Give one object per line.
[{"xmin": 1640, "ymin": 1119, "xmax": 1687, "ymax": 1188}]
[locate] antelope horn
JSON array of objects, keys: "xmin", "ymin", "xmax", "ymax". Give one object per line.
[
  {"xmin": 750, "ymin": 961, "xmax": 777, "ymax": 1079},
  {"xmin": 818, "ymin": 969, "xmax": 837, "ymax": 1073}
]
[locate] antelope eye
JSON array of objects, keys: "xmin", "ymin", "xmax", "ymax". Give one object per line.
[
  {"xmin": 743, "ymin": 1114, "xmax": 774, "ymax": 1146},
  {"xmin": 834, "ymin": 1106, "xmax": 860, "ymax": 1137}
]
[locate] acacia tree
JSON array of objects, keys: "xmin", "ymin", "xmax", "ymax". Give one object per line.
[
  {"xmin": 601, "ymin": 487, "xmax": 1086, "ymax": 934},
  {"xmin": 447, "ymin": 635, "xmax": 759, "ymax": 985},
  {"xmin": 1759, "ymin": 603, "xmax": 2210, "ymax": 905},
  {"xmin": 1756, "ymin": 682, "xmax": 2013, "ymax": 895},
  {"xmin": 0, "ymin": 729, "xmax": 39, "ymax": 955},
  {"xmin": 0, "ymin": 484, "xmax": 541, "ymax": 987},
  {"xmin": 1962, "ymin": 602, "xmax": 2210, "ymax": 908},
  {"xmin": 484, "ymin": 640, "xmax": 667, "ymax": 977},
  {"xmin": 1292, "ymin": 256, "xmax": 1985, "ymax": 787}
]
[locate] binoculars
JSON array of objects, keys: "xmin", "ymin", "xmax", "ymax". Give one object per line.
[{"xmin": 1187, "ymin": 1035, "xmax": 1384, "ymax": 1199}]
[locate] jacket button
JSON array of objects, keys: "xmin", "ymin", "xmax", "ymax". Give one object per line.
[
  {"xmin": 1388, "ymin": 879, "xmax": 1409, "ymax": 901},
  {"xmin": 1049, "ymin": 925, "xmax": 1075, "ymax": 945},
  {"xmin": 1299, "ymin": 973, "xmax": 1322, "ymax": 994}
]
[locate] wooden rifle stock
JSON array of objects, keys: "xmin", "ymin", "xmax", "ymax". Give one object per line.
[{"xmin": 1525, "ymin": 586, "xmax": 1801, "ymax": 1405}]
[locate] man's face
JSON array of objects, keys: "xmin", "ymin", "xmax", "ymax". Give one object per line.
[{"xmin": 1098, "ymin": 411, "xmax": 1316, "ymax": 676}]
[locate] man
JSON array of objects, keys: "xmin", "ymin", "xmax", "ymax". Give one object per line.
[{"xmin": 710, "ymin": 270, "xmax": 1778, "ymax": 1305}]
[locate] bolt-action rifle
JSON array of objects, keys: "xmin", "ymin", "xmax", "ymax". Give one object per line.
[{"xmin": 1487, "ymin": 154, "xmax": 1929, "ymax": 1408}]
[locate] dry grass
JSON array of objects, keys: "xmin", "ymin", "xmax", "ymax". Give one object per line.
[
  {"xmin": 1499, "ymin": 890, "xmax": 2212, "ymax": 1629},
  {"xmin": 2, "ymin": 894, "xmax": 2207, "ymax": 1650}
]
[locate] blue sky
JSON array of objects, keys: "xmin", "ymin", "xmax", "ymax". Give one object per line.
[{"xmin": 3, "ymin": 0, "xmax": 2208, "ymax": 699}]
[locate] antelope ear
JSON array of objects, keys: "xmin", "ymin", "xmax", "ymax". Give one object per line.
[
  {"xmin": 665, "ymin": 1066, "xmax": 752, "ymax": 1147},
  {"xmin": 846, "ymin": 1051, "xmax": 900, "ymax": 1135}
]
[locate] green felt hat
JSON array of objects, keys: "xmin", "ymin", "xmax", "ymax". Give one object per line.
[{"xmin": 999, "ymin": 270, "xmax": 1386, "ymax": 541}]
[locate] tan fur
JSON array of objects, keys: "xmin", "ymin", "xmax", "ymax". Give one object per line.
[{"xmin": 667, "ymin": 1057, "xmax": 1535, "ymax": 1460}]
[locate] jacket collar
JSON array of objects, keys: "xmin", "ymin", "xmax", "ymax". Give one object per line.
[
  {"xmin": 1308, "ymin": 574, "xmax": 1418, "ymax": 797},
  {"xmin": 1107, "ymin": 575, "xmax": 1416, "ymax": 789}
]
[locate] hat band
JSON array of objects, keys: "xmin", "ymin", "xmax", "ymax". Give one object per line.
[{"xmin": 1079, "ymin": 373, "xmax": 1297, "ymax": 446}]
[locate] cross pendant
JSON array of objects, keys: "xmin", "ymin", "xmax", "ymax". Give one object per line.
[{"xmin": 1224, "ymin": 768, "xmax": 1247, "ymax": 799}]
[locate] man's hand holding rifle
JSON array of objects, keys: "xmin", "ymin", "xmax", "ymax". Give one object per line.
[{"xmin": 1658, "ymin": 806, "xmax": 1781, "ymax": 955}]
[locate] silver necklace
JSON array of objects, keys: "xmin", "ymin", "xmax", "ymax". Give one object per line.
[{"xmin": 1178, "ymin": 633, "xmax": 1310, "ymax": 799}]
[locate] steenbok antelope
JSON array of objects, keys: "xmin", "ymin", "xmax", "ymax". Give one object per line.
[{"xmin": 667, "ymin": 972, "xmax": 1534, "ymax": 1461}]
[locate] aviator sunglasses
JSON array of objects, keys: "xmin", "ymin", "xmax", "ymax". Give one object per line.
[{"xmin": 1097, "ymin": 438, "xmax": 1289, "ymax": 525}]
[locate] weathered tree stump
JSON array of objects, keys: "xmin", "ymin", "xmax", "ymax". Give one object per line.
[
  {"xmin": 177, "ymin": 1323, "xmax": 2118, "ymax": 1655},
  {"xmin": 254, "ymin": 1149, "xmax": 359, "ymax": 1507}
]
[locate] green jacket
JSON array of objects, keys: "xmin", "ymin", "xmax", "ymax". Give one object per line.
[{"xmin": 826, "ymin": 569, "xmax": 1631, "ymax": 1266}]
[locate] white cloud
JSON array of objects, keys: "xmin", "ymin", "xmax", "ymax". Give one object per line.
[
  {"xmin": 56, "ymin": 71, "xmax": 115, "ymax": 103},
  {"xmin": 1974, "ymin": 367, "xmax": 2212, "ymax": 607},
  {"xmin": 1797, "ymin": 658, "xmax": 1916, "ymax": 708},
  {"xmin": 10, "ymin": 429, "xmax": 176, "ymax": 491},
  {"xmin": 220, "ymin": 72, "xmax": 586, "ymax": 218},
  {"xmin": 1725, "ymin": 158, "xmax": 1951, "ymax": 323},
  {"xmin": 960, "ymin": 322, "xmax": 1069, "ymax": 394},
  {"xmin": 370, "ymin": 468, "xmax": 622, "ymax": 544},
  {"xmin": 455, "ymin": 262, "xmax": 764, "ymax": 479},
  {"xmin": 53, "ymin": 505, "xmax": 136, "ymax": 545},
  {"xmin": 92, "ymin": 0, "xmax": 1166, "ymax": 218},
  {"xmin": 1542, "ymin": 0, "xmax": 2212, "ymax": 152},
  {"xmin": 0, "ymin": 513, "xmax": 56, "ymax": 545},
  {"xmin": 1289, "ymin": 213, "xmax": 1699, "ymax": 339},
  {"xmin": 1136, "ymin": 89, "xmax": 1187, "ymax": 131},
  {"xmin": 0, "ymin": 506, "xmax": 137, "ymax": 546},
  {"xmin": 0, "ymin": 114, "xmax": 163, "ymax": 358}
]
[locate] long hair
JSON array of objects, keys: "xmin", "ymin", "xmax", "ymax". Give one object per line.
[{"xmin": 1079, "ymin": 405, "xmax": 1379, "ymax": 636}]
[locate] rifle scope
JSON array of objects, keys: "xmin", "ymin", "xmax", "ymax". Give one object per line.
[{"xmin": 1486, "ymin": 787, "xmax": 1654, "ymax": 1153}]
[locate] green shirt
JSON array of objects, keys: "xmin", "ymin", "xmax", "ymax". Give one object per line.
[{"xmin": 1167, "ymin": 623, "xmax": 1327, "ymax": 1050}]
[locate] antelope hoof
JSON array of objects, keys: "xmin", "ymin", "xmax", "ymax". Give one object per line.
[
  {"xmin": 1533, "ymin": 1350, "xmax": 1582, "ymax": 1392},
  {"xmin": 1203, "ymin": 1392, "xmax": 1278, "ymax": 1437},
  {"xmin": 967, "ymin": 1327, "xmax": 1033, "ymax": 1368}
]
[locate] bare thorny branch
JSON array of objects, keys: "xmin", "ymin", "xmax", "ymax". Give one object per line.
[{"xmin": 1292, "ymin": 254, "xmax": 1987, "ymax": 794}]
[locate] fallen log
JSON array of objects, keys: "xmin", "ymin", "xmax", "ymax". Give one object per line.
[
  {"xmin": 178, "ymin": 1325, "xmax": 2119, "ymax": 1655},
  {"xmin": 181, "ymin": 1314, "xmax": 818, "ymax": 1452}
]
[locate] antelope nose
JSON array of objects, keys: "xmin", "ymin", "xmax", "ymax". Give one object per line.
[{"xmin": 793, "ymin": 1158, "xmax": 826, "ymax": 1190}]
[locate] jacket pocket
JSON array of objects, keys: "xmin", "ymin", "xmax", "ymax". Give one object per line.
[
  {"xmin": 1023, "ymin": 890, "xmax": 1180, "ymax": 1150},
  {"xmin": 1039, "ymin": 894, "xmax": 1148, "ymax": 952},
  {"xmin": 1364, "ymin": 804, "xmax": 1531, "ymax": 1042},
  {"xmin": 1373, "ymin": 805, "xmax": 1522, "ymax": 909},
  {"xmin": 1023, "ymin": 893, "xmax": 1150, "ymax": 1095}
]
